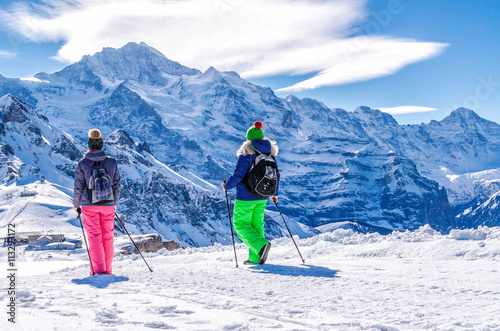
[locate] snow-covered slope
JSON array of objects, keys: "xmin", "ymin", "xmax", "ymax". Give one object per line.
[
  {"xmin": 456, "ymin": 190, "xmax": 500, "ymax": 228},
  {"xmin": 0, "ymin": 181, "xmax": 77, "ymax": 234},
  {"xmin": 0, "ymin": 42, "xmax": 499, "ymax": 232},
  {"xmin": 0, "ymin": 94, "xmax": 83, "ymax": 187},
  {"xmin": 0, "ymin": 94, "xmax": 316, "ymax": 245},
  {"xmin": 1, "ymin": 226, "xmax": 499, "ymax": 330}
]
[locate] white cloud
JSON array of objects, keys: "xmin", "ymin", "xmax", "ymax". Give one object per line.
[
  {"xmin": 0, "ymin": 0, "xmax": 447, "ymax": 90},
  {"xmin": 0, "ymin": 50, "xmax": 16, "ymax": 57},
  {"xmin": 378, "ymin": 106, "xmax": 438, "ymax": 115},
  {"xmin": 275, "ymin": 38, "xmax": 448, "ymax": 92}
]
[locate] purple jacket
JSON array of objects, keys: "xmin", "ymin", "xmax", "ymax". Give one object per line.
[
  {"xmin": 73, "ymin": 149, "xmax": 121, "ymax": 207},
  {"xmin": 225, "ymin": 139, "xmax": 279, "ymax": 201}
]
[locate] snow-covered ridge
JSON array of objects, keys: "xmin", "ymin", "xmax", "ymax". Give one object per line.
[{"xmin": 163, "ymin": 225, "xmax": 500, "ymax": 261}]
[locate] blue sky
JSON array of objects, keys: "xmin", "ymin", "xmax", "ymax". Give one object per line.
[{"xmin": 0, "ymin": 0, "xmax": 498, "ymax": 125}]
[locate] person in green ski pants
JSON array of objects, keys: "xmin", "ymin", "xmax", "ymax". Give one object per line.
[{"xmin": 222, "ymin": 121, "xmax": 279, "ymax": 265}]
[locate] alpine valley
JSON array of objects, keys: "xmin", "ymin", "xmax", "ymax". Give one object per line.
[{"xmin": 1, "ymin": 42, "xmax": 499, "ymax": 245}]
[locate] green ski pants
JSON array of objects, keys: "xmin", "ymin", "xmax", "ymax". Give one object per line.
[{"xmin": 233, "ymin": 199, "xmax": 269, "ymax": 263}]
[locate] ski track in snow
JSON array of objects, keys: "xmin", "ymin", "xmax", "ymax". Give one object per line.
[{"xmin": 2, "ymin": 227, "xmax": 500, "ymax": 331}]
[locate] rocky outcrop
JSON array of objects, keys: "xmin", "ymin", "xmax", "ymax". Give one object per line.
[{"xmin": 121, "ymin": 234, "xmax": 181, "ymax": 254}]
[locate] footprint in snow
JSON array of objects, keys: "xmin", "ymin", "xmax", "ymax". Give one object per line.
[
  {"xmin": 148, "ymin": 305, "xmax": 177, "ymax": 314},
  {"xmin": 95, "ymin": 311, "xmax": 122, "ymax": 325},
  {"xmin": 144, "ymin": 321, "xmax": 176, "ymax": 329},
  {"xmin": 173, "ymin": 309, "xmax": 195, "ymax": 315},
  {"xmin": 17, "ymin": 290, "xmax": 36, "ymax": 302},
  {"xmin": 223, "ymin": 323, "xmax": 248, "ymax": 331}
]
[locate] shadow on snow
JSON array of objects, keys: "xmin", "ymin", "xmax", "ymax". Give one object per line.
[
  {"xmin": 72, "ymin": 274, "xmax": 129, "ymax": 288},
  {"xmin": 246, "ymin": 264, "xmax": 338, "ymax": 278}
]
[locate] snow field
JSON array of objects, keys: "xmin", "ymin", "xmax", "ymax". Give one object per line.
[{"xmin": 1, "ymin": 226, "xmax": 499, "ymax": 330}]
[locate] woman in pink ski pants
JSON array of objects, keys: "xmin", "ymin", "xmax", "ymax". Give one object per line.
[{"xmin": 73, "ymin": 129, "xmax": 121, "ymax": 275}]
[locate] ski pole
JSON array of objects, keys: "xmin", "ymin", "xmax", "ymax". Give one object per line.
[
  {"xmin": 273, "ymin": 201, "xmax": 305, "ymax": 264},
  {"xmin": 223, "ymin": 179, "xmax": 239, "ymax": 268},
  {"xmin": 77, "ymin": 209, "xmax": 95, "ymax": 276},
  {"xmin": 114, "ymin": 212, "xmax": 153, "ymax": 272}
]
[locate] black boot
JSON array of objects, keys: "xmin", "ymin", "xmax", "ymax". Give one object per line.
[
  {"xmin": 243, "ymin": 260, "xmax": 258, "ymax": 265},
  {"xmin": 258, "ymin": 242, "xmax": 271, "ymax": 265}
]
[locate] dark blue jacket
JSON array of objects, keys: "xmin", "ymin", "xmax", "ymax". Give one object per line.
[
  {"xmin": 225, "ymin": 139, "xmax": 279, "ymax": 201},
  {"xmin": 73, "ymin": 149, "xmax": 121, "ymax": 207}
]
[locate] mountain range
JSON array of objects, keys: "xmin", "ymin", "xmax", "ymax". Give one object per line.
[{"xmin": 1, "ymin": 41, "xmax": 499, "ymax": 244}]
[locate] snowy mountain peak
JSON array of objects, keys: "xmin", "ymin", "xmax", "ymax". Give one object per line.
[
  {"xmin": 120, "ymin": 41, "xmax": 166, "ymax": 58},
  {"xmin": 0, "ymin": 93, "xmax": 15, "ymax": 107},
  {"xmin": 354, "ymin": 106, "xmax": 400, "ymax": 128},
  {"xmin": 199, "ymin": 66, "xmax": 223, "ymax": 82},
  {"xmin": 45, "ymin": 42, "xmax": 201, "ymax": 88},
  {"xmin": 449, "ymin": 107, "xmax": 479, "ymax": 119},
  {"xmin": 354, "ymin": 105, "xmax": 373, "ymax": 113},
  {"xmin": 105, "ymin": 129, "xmax": 135, "ymax": 148},
  {"xmin": 285, "ymin": 95, "xmax": 300, "ymax": 103},
  {"xmin": 93, "ymin": 42, "xmax": 169, "ymax": 65},
  {"xmin": 451, "ymin": 107, "xmax": 478, "ymax": 116},
  {"xmin": 222, "ymin": 70, "xmax": 242, "ymax": 79},
  {"xmin": 86, "ymin": 42, "xmax": 201, "ymax": 82},
  {"xmin": 285, "ymin": 95, "xmax": 330, "ymax": 112},
  {"xmin": 301, "ymin": 97, "xmax": 330, "ymax": 110},
  {"xmin": 445, "ymin": 108, "xmax": 481, "ymax": 122},
  {"xmin": 440, "ymin": 108, "xmax": 500, "ymax": 131},
  {"xmin": 0, "ymin": 93, "xmax": 40, "ymax": 123}
]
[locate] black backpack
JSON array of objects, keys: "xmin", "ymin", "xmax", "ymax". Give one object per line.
[{"xmin": 244, "ymin": 149, "xmax": 280, "ymax": 198}]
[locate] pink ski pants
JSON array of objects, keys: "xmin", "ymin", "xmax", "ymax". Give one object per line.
[{"xmin": 81, "ymin": 206, "xmax": 115, "ymax": 275}]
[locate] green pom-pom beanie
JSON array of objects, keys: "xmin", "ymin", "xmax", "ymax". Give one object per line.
[{"xmin": 246, "ymin": 121, "xmax": 264, "ymax": 140}]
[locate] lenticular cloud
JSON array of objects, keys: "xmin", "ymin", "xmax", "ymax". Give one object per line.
[{"xmin": 0, "ymin": 0, "xmax": 447, "ymax": 90}]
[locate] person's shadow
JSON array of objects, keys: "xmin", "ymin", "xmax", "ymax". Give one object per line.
[
  {"xmin": 247, "ymin": 264, "xmax": 338, "ymax": 278},
  {"xmin": 72, "ymin": 275, "xmax": 129, "ymax": 288}
]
